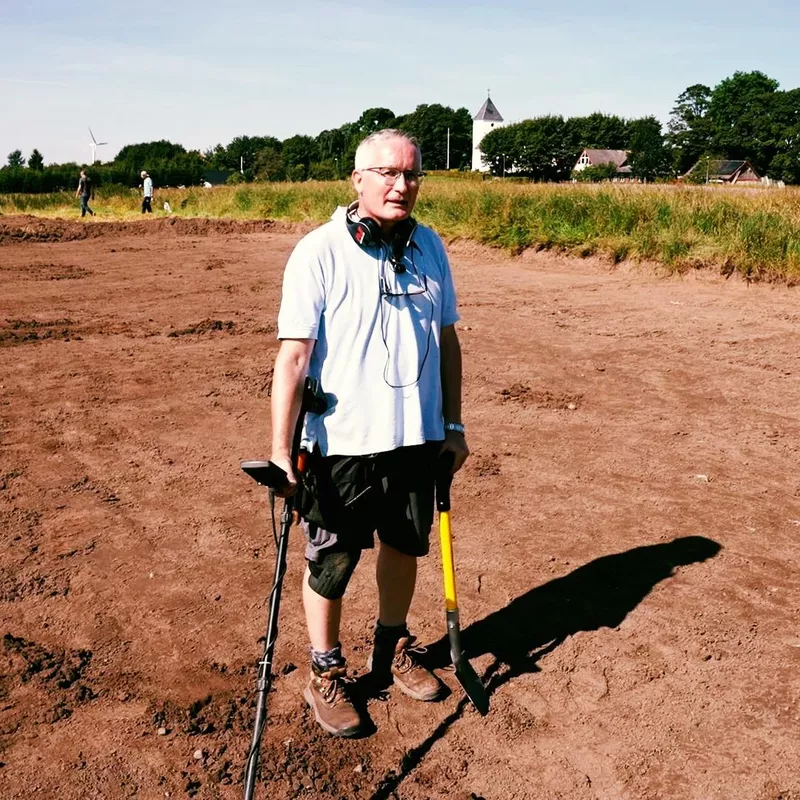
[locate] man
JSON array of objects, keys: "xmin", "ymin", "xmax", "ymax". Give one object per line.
[
  {"xmin": 75, "ymin": 169, "xmax": 95, "ymax": 218},
  {"xmin": 270, "ymin": 129, "xmax": 468, "ymax": 737},
  {"xmin": 140, "ymin": 171, "xmax": 154, "ymax": 213}
]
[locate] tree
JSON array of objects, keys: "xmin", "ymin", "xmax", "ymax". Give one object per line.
[
  {"xmin": 572, "ymin": 162, "xmax": 620, "ymax": 183},
  {"xmin": 222, "ymin": 136, "xmax": 282, "ymax": 172},
  {"xmin": 281, "ymin": 135, "xmax": 319, "ymax": 178},
  {"xmin": 115, "ymin": 140, "xmax": 187, "ymax": 167},
  {"xmin": 667, "ymin": 84, "xmax": 713, "ymax": 174},
  {"xmin": 481, "ymin": 117, "xmax": 574, "ymax": 180},
  {"xmin": 565, "ymin": 113, "xmax": 629, "ymax": 151},
  {"xmin": 355, "ymin": 107, "xmax": 396, "ymax": 134},
  {"xmin": 516, "ymin": 116, "xmax": 572, "ymax": 179},
  {"xmin": 709, "ymin": 71, "xmax": 779, "ymax": 171},
  {"xmin": 627, "ymin": 117, "xmax": 672, "ymax": 181},
  {"xmin": 253, "ymin": 147, "xmax": 286, "ymax": 182},
  {"xmin": 395, "ymin": 104, "xmax": 472, "ymax": 169},
  {"xmin": 28, "ymin": 149, "xmax": 44, "ymax": 171},
  {"xmin": 7, "ymin": 150, "xmax": 25, "ymax": 167},
  {"xmin": 203, "ymin": 144, "xmax": 229, "ymax": 169},
  {"xmin": 766, "ymin": 88, "xmax": 800, "ymax": 183},
  {"xmin": 316, "ymin": 128, "xmax": 347, "ymax": 162},
  {"xmin": 308, "ymin": 160, "xmax": 339, "ymax": 180},
  {"xmin": 478, "ymin": 124, "xmax": 517, "ymax": 174}
]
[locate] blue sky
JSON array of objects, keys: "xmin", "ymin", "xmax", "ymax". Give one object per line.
[{"xmin": 2, "ymin": 0, "xmax": 799, "ymax": 165}]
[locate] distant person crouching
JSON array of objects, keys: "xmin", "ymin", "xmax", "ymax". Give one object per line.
[{"xmin": 140, "ymin": 171, "xmax": 154, "ymax": 214}]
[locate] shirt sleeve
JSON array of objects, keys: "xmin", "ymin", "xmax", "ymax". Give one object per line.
[
  {"xmin": 434, "ymin": 235, "xmax": 460, "ymax": 328},
  {"xmin": 277, "ymin": 234, "xmax": 326, "ymax": 340}
]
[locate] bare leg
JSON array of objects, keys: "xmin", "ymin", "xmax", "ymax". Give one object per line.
[
  {"xmin": 376, "ymin": 542, "xmax": 417, "ymax": 627},
  {"xmin": 302, "ymin": 566, "xmax": 342, "ymax": 652}
]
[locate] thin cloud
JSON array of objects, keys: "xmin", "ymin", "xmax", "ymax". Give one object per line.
[{"xmin": 0, "ymin": 77, "xmax": 70, "ymax": 87}]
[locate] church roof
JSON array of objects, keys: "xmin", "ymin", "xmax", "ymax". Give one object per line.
[
  {"xmin": 580, "ymin": 149, "xmax": 629, "ymax": 168},
  {"xmin": 473, "ymin": 97, "xmax": 503, "ymax": 122}
]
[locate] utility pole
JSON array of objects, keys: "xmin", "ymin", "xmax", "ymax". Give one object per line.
[
  {"xmin": 240, "ymin": 156, "xmax": 244, "ymax": 175},
  {"xmin": 446, "ymin": 127, "xmax": 450, "ymax": 170}
]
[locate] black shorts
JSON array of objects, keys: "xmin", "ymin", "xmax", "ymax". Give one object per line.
[{"xmin": 300, "ymin": 442, "xmax": 440, "ymax": 561}]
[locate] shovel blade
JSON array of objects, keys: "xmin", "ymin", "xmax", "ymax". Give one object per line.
[
  {"xmin": 447, "ymin": 610, "xmax": 489, "ymax": 715},
  {"xmin": 453, "ymin": 653, "xmax": 490, "ymax": 715}
]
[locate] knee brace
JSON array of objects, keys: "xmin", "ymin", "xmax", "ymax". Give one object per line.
[{"xmin": 307, "ymin": 550, "xmax": 361, "ymax": 600}]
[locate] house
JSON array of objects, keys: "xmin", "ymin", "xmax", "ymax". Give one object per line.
[
  {"xmin": 684, "ymin": 159, "xmax": 760, "ymax": 184},
  {"xmin": 573, "ymin": 149, "xmax": 631, "ymax": 175}
]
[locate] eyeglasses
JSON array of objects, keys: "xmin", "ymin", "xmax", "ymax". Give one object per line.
[
  {"xmin": 380, "ymin": 261, "xmax": 428, "ymax": 298},
  {"xmin": 362, "ymin": 167, "xmax": 426, "ymax": 186}
]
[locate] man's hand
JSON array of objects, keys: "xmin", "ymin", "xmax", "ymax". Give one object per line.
[
  {"xmin": 268, "ymin": 452, "xmax": 299, "ymax": 498},
  {"xmin": 440, "ymin": 431, "xmax": 469, "ymax": 474}
]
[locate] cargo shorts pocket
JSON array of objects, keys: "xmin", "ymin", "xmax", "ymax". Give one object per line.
[{"xmin": 301, "ymin": 452, "xmax": 377, "ymax": 533}]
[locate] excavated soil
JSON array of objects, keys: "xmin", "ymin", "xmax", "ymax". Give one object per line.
[{"xmin": 1, "ymin": 215, "xmax": 799, "ymax": 800}]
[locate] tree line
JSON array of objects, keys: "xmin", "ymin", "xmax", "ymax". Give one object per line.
[
  {"xmin": 2, "ymin": 71, "xmax": 800, "ymax": 192},
  {"xmin": 480, "ymin": 114, "xmax": 670, "ymax": 182},
  {"xmin": 0, "ymin": 104, "xmax": 472, "ymax": 193},
  {"xmin": 482, "ymin": 70, "xmax": 800, "ymax": 183}
]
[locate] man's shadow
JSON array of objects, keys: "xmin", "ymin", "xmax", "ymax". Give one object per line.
[
  {"xmin": 369, "ymin": 535, "xmax": 721, "ymax": 799},
  {"xmin": 426, "ymin": 535, "xmax": 722, "ymax": 687}
]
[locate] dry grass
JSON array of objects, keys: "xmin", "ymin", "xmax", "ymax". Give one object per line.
[{"xmin": 3, "ymin": 180, "xmax": 800, "ymax": 281}]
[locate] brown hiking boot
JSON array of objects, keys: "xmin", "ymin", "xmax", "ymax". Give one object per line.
[
  {"xmin": 303, "ymin": 664, "xmax": 363, "ymax": 738},
  {"xmin": 368, "ymin": 635, "xmax": 442, "ymax": 702}
]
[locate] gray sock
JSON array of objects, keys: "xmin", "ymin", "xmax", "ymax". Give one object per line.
[{"xmin": 311, "ymin": 643, "xmax": 345, "ymax": 671}]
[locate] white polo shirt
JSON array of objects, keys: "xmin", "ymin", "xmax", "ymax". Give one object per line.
[{"xmin": 277, "ymin": 206, "xmax": 459, "ymax": 456}]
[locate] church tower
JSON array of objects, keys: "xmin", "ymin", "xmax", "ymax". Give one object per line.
[{"xmin": 472, "ymin": 94, "xmax": 504, "ymax": 172}]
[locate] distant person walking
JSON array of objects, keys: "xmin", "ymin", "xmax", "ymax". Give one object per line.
[
  {"xmin": 141, "ymin": 171, "xmax": 154, "ymax": 214},
  {"xmin": 75, "ymin": 170, "xmax": 95, "ymax": 218}
]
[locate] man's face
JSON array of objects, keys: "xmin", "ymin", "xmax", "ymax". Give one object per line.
[{"xmin": 352, "ymin": 138, "xmax": 421, "ymax": 232}]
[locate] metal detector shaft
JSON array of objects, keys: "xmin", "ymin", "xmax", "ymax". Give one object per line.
[
  {"xmin": 241, "ymin": 377, "xmax": 325, "ymax": 800},
  {"xmin": 242, "ymin": 493, "xmax": 293, "ymax": 800}
]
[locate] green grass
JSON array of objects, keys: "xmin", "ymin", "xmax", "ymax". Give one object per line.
[{"xmin": 3, "ymin": 179, "xmax": 800, "ymax": 282}]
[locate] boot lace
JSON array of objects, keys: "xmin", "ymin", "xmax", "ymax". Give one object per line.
[
  {"xmin": 317, "ymin": 667, "xmax": 354, "ymax": 705},
  {"xmin": 394, "ymin": 637, "xmax": 429, "ymax": 674}
]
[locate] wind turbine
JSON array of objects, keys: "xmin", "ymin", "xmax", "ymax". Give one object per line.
[{"xmin": 88, "ymin": 128, "xmax": 108, "ymax": 164}]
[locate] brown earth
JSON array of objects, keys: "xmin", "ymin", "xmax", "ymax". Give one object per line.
[{"xmin": 1, "ymin": 215, "xmax": 799, "ymax": 800}]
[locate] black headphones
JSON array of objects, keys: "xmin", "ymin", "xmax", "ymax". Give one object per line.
[{"xmin": 345, "ymin": 201, "xmax": 417, "ymax": 273}]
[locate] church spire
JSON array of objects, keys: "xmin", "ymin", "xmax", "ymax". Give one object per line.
[{"xmin": 473, "ymin": 95, "xmax": 503, "ymax": 122}]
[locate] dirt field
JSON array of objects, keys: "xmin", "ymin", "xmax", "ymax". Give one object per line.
[{"xmin": 1, "ymin": 215, "xmax": 799, "ymax": 800}]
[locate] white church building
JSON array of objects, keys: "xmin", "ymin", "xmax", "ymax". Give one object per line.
[{"xmin": 472, "ymin": 94, "xmax": 505, "ymax": 172}]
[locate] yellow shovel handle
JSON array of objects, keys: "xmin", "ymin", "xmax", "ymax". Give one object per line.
[{"xmin": 439, "ymin": 510, "xmax": 458, "ymax": 612}]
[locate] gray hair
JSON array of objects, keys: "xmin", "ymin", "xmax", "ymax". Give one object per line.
[{"xmin": 354, "ymin": 129, "xmax": 421, "ymax": 170}]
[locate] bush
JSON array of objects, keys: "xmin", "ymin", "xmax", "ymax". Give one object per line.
[{"xmin": 572, "ymin": 163, "xmax": 620, "ymax": 183}]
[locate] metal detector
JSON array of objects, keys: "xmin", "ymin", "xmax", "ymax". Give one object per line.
[
  {"xmin": 240, "ymin": 377, "xmax": 325, "ymax": 800},
  {"xmin": 435, "ymin": 453, "xmax": 490, "ymax": 715}
]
